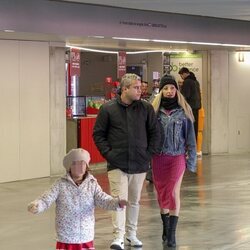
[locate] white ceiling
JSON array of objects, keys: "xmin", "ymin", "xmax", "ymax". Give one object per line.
[{"xmin": 62, "ymin": 0, "xmax": 250, "ymax": 21}]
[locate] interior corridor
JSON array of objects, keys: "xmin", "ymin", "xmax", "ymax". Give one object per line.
[{"xmin": 0, "ymin": 154, "xmax": 250, "ymax": 250}]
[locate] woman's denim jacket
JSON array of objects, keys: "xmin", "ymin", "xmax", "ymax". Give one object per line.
[{"xmin": 157, "ymin": 107, "xmax": 197, "ymax": 172}]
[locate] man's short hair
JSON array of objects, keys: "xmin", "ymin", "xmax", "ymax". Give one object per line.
[
  {"xmin": 178, "ymin": 67, "xmax": 190, "ymax": 74},
  {"xmin": 120, "ymin": 73, "xmax": 141, "ymax": 90}
]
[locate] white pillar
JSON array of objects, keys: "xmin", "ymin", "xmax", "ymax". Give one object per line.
[
  {"xmin": 49, "ymin": 47, "xmax": 66, "ymax": 175},
  {"xmin": 210, "ymin": 50, "xmax": 229, "ymax": 154}
]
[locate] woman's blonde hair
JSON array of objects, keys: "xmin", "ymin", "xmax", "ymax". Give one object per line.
[{"xmin": 151, "ymin": 90, "xmax": 194, "ymax": 122}]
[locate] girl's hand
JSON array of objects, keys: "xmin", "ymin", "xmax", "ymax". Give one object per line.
[
  {"xmin": 118, "ymin": 199, "xmax": 128, "ymax": 208},
  {"xmin": 27, "ymin": 202, "xmax": 39, "ymax": 214}
]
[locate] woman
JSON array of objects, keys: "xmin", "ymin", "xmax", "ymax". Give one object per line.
[{"xmin": 152, "ymin": 75, "xmax": 197, "ymax": 247}]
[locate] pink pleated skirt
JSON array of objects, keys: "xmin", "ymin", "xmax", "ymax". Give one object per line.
[
  {"xmin": 56, "ymin": 241, "xmax": 95, "ymax": 250},
  {"xmin": 152, "ymin": 154, "xmax": 186, "ymax": 210}
]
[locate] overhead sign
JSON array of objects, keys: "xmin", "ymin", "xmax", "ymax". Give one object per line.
[
  {"xmin": 170, "ymin": 53, "xmax": 202, "ymax": 86},
  {"xmin": 117, "ymin": 51, "xmax": 126, "ymax": 79},
  {"xmin": 70, "ymin": 48, "xmax": 81, "ymax": 76}
]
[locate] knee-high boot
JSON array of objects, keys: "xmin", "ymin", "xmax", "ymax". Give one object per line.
[
  {"xmin": 160, "ymin": 213, "xmax": 169, "ymax": 242},
  {"xmin": 167, "ymin": 215, "xmax": 178, "ymax": 247}
]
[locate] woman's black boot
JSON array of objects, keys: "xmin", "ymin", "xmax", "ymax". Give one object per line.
[
  {"xmin": 167, "ymin": 215, "xmax": 178, "ymax": 247},
  {"xmin": 161, "ymin": 213, "xmax": 169, "ymax": 242}
]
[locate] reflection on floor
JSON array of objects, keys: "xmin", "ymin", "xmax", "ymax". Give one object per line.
[{"xmin": 1, "ymin": 154, "xmax": 250, "ymax": 250}]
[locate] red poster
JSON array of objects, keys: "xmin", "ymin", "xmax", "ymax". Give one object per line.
[
  {"xmin": 117, "ymin": 51, "xmax": 126, "ymax": 78},
  {"xmin": 70, "ymin": 48, "xmax": 81, "ymax": 76}
]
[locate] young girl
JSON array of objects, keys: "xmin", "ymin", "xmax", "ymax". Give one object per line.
[
  {"xmin": 151, "ymin": 75, "xmax": 197, "ymax": 247},
  {"xmin": 28, "ymin": 148, "xmax": 127, "ymax": 250}
]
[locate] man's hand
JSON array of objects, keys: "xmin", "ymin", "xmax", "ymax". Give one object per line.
[{"xmin": 118, "ymin": 199, "xmax": 128, "ymax": 208}]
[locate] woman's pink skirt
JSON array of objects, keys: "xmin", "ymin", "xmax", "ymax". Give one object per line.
[
  {"xmin": 152, "ymin": 154, "xmax": 186, "ymax": 210},
  {"xmin": 56, "ymin": 241, "xmax": 95, "ymax": 250}
]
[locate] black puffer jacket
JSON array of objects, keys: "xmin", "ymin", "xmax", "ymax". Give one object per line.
[
  {"xmin": 181, "ymin": 75, "xmax": 201, "ymax": 110},
  {"xmin": 93, "ymin": 96, "xmax": 160, "ymax": 174}
]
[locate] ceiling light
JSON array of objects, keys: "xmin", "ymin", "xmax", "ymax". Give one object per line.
[
  {"xmin": 152, "ymin": 39, "xmax": 250, "ymax": 48},
  {"xmin": 88, "ymin": 36, "xmax": 105, "ymax": 39},
  {"xmin": 67, "ymin": 44, "xmax": 189, "ymax": 54},
  {"xmin": 3, "ymin": 29, "xmax": 15, "ymax": 32},
  {"xmin": 127, "ymin": 50, "xmax": 189, "ymax": 54},
  {"xmin": 66, "ymin": 45, "xmax": 118, "ymax": 54},
  {"xmin": 221, "ymin": 43, "xmax": 250, "ymax": 48},
  {"xmin": 112, "ymin": 37, "xmax": 150, "ymax": 42},
  {"xmin": 188, "ymin": 41, "xmax": 222, "ymax": 46},
  {"xmin": 152, "ymin": 39, "xmax": 188, "ymax": 44},
  {"xmin": 127, "ymin": 50, "xmax": 163, "ymax": 54}
]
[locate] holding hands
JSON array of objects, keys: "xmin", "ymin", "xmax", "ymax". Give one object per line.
[{"xmin": 118, "ymin": 199, "xmax": 128, "ymax": 208}]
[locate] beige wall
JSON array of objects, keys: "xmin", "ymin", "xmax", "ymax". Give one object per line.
[
  {"xmin": 0, "ymin": 40, "xmax": 50, "ymax": 183},
  {"xmin": 0, "ymin": 40, "xmax": 20, "ymax": 182},
  {"xmin": 210, "ymin": 50, "xmax": 250, "ymax": 154},
  {"xmin": 0, "ymin": 41, "xmax": 67, "ymax": 183},
  {"xmin": 210, "ymin": 50, "xmax": 229, "ymax": 154},
  {"xmin": 228, "ymin": 52, "xmax": 250, "ymax": 153}
]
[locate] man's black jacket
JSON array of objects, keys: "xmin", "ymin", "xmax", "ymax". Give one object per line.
[{"xmin": 93, "ymin": 96, "xmax": 160, "ymax": 174}]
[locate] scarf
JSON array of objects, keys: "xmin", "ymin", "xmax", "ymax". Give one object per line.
[{"xmin": 160, "ymin": 95, "xmax": 179, "ymax": 110}]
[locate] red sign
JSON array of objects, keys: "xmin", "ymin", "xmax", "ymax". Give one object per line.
[
  {"xmin": 70, "ymin": 48, "xmax": 81, "ymax": 76},
  {"xmin": 117, "ymin": 51, "xmax": 126, "ymax": 78}
]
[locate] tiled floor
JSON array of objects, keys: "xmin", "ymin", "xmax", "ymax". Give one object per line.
[{"xmin": 1, "ymin": 154, "xmax": 250, "ymax": 250}]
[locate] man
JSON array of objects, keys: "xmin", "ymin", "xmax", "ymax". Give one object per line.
[
  {"xmin": 148, "ymin": 78, "xmax": 160, "ymax": 103},
  {"xmin": 178, "ymin": 67, "xmax": 201, "ymax": 140},
  {"xmin": 140, "ymin": 80, "xmax": 150, "ymax": 101},
  {"xmin": 93, "ymin": 73, "xmax": 160, "ymax": 250}
]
